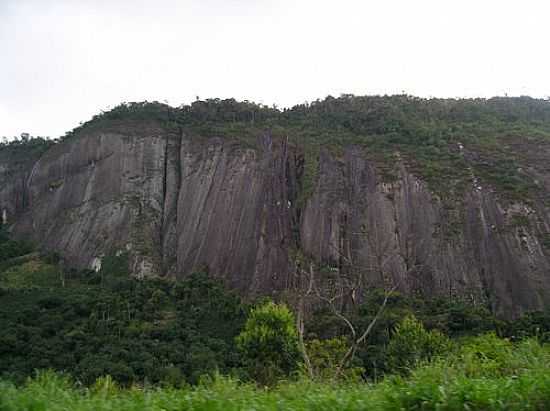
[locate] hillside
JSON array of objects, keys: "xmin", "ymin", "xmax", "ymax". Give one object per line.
[
  {"xmin": 2, "ymin": 95, "xmax": 550, "ymax": 318},
  {"xmin": 3, "ymin": 224, "xmax": 550, "ymax": 387}
]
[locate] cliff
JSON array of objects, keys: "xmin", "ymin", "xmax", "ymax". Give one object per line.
[{"xmin": 3, "ymin": 96, "xmax": 550, "ymax": 318}]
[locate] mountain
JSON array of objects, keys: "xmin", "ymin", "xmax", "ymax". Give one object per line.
[{"xmin": 2, "ymin": 95, "xmax": 550, "ymax": 318}]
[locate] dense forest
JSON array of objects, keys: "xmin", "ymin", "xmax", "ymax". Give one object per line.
[
  {"xmin": 2, "ymin": 222, "xmax": 550, "ymax": 409},
  {"xmin": 1, "ymin": 222, "xmax": 550, "ymax": 386}
]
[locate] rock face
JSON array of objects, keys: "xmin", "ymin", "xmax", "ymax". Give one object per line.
[
  {"xmin": 3, "ymin": 123, "xmax": 550, "ymax": 318},
  {"xmin": 14, "ymin": 123, "xmax": 180, "ymax": 278},
  {"xmin": 170, "ymin": 135, "xmax": 297, "ymax": 295},
  {"xmin": 300, "ymin": 147, "xmax": 550, "ymax": 318},
  {"xmin": 0, "ymin": 145, "xmax": 43, "ymax": 224}
]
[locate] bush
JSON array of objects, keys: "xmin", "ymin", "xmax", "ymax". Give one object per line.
[
  {"xmin": 455, "ymin": 332, "xmax": 514, "ymax": 377},
  {"xmin": 236, "ymin": 301, "xmax": 300, "ymax": 384},
  {"xmin": 386, "ymin": 315, "xmax": 451, "ymax": 375},
  {"xmin": 305, "ymin": 336, "xmax": 364, "ymax": 381},
  {"xmin": 504, "ymin": 310, "xmax": 550, "ymax": 342}
]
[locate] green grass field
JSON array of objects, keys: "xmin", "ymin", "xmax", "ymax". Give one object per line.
[
  {"xmin": 1, "ymin": 368, "xmax": 550, "ymax": 411},
  {"xmin": 2, "ymin": 336, "xmax": 550, "ymax": 411}
]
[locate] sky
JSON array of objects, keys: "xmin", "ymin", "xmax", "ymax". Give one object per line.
[{"xmin": 1, "ymin": 0, "xmax": 549, "ymax": 139}]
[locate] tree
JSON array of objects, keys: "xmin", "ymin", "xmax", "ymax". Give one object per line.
[
  {"xmin": 291, "ymin": 162, "xmax": 446, "ymax": 380},
  {"xmin": 236, "ymin": 301, "xmax": 300, "ymax": 385},
  {"xmin": 293, "ymin": 196, "xmax": 400, "ymax": 380},
  {"xmin": 386, "ymin": 314, "xmax": 451, "ymax": 375},
  {"xmin": 305, "ymin": 336, "xmax": 364, "ymax": 381}
]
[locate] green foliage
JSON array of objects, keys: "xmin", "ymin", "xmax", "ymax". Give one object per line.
[
  {"xmin": 236, "ymin": 301, "xmax": 300, "ymax": 384},
  {"xmin": 386, "ymin": 315, "xmax": 452, "ymax": 374},
  {"xmin": 0, "ymin": 259, "xmax": 61, "ymax": 288},
  {"xmin": 54, "ymin": 95, "xmax": 550, "ymax": 204},
  {"xmin": 308, "ymin": 290, "xmax": 498, "ymax": 379},
  {"xmin": 2, "ymin": 231, "xmax": 550, "ymax": 392},
  {"xmin": 0, "ymin": 226, "xmax": 34, "ymax": 268},
  {"xmin": 0, "ymin": 256, "xmax": 246, "ymax": 386},
  {"xmin": 305, "ymin": 336, "xmax": 364, "ymax": 381},
  {"xmin": 2, "ymin": 338, "xmax": 550, "ymax": 411},
  {"xmin": 61, "ymin": 101, "xmax": 177, "ymax": 140},
  {"xmin": 503, "ymin": 310, "xmax": 550, "ymax": 342},
  {"xmin": 540, "ymin": 233, "xmax": 550, "ymax": 249},
  {"xmin": 380, "ymin": 336, "xmax": 550, "ymax": 410},
  {"xmin": 0, "ymin": 233, "xmax": 318, "ymax": 387},
  {"xmin": 279, "ymin": 95, "xmax": 550, "ymax": 201},
  {"xmin": 0, "ymin": 135, "xmax": 53, "ymax": 161},
  {"xmin": 441, "ymin": 301, "xmax": 499, "ymax": 337},
  {"xmin": 90, "ymin": 252, "xmax": 131, "ymax": 289},
  {"xmin": 455, "ymin": 333, "xmax": 515, "ymax": 377}
]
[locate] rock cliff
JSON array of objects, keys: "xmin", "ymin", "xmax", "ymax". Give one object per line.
[{"xmin": 3, "ymin": 98, "xmax": 550, "ymax": 319}]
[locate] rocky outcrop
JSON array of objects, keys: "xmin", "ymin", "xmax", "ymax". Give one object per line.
[
  {"xmin": 2, "ymin": 123, "xmax": 550, "ymax": 318},
  {"xmin": 0, "ymin": 146, "xmax": 43, "ymax": 224},
  {"xmin": 169, "ymin": 135, "xmax": 297, "ymax": 294},
  {"xmin": 300, "ymin": 146, "xmax": 550, "ymax": 318},
  {"xmin": 12, "ymin": 123, "xmax": 173, "ymax": 278},
  {"xmin": 7, "ymin": 126, "xmax": 300, "ymax": 294}
]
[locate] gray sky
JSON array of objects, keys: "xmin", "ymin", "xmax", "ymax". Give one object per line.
[{"xmin": 1, "ymin": 0, "xmax": 549, "ymax": 139}]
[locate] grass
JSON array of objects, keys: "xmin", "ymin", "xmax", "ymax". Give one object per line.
[
  {"xmin": 0, "ymin": 259, "xmax": 61, "ymax": 289},
  {"xmin": 1, "ymin": 367, "xmax": 550, "ymax": 410},
  {"xmin": 2, "ymin": 337, "xmax": 550, "ymax": 410}
]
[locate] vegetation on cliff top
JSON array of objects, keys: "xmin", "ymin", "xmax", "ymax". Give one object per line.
[
  {"xmin": 51, "ymin": 95, "xmax": 550, "ymax": 202},
  {"xmin": 0, "ymin": 135, "xmax": 54, "ymax": 172},
  {"xmin": 3, "ymin": 95, "xmax": 550, "ymax": 201}
]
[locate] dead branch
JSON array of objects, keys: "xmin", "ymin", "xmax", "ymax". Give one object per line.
[{"xmin": 333, "ymin": 283, "xmax": 398, "ymax": 380}]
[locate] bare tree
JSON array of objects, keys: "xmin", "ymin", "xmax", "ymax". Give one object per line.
[
  {"xmin": 297, "ymin": 251, "xmax": 397, "ymax": 379},
  {"xmin": 295, "ymin": 262, "xmax": 315, "ymax": 379},
  {"xmin": 292, "ymin": 199, "xmax": 439, "ymax": 380}
]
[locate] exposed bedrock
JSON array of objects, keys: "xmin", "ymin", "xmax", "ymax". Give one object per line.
[
  {"xmin": 170, "ymin": 134, "xmax": 298, "ymax": 295},
  {"xmin": 12, "ymin": 124, "xmax": 173, "ymax": 277},
  {"xmin": 2, "ymin": 126, "xmax": 550, "ymax": 318},
  {"xmin": 301, "ymin": 146, "xmax": 550, "ymax": 318},
  {"xmin": 0, "ymin": 146, "xmax": 41, "ymax": 224}
]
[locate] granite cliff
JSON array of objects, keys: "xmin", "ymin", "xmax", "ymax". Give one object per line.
[{"xmin": 3, "ymin": 96, "xmax": 550, "ymax": 318}]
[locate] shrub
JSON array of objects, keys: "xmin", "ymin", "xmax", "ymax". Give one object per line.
[
  {"xmin": 236, "ymin": 301, "xmax": 300, "ymax": 384},
  {"xmin": 386, "ymin": 315, "xmax": 451, "ymax": 374},
  {"xmin": 305, "ymin": 336, "xmax": 364, "ymax": 381},
  {"xmin": 456, "ymin": 332, "xmax": 515, "ymax": 377}
]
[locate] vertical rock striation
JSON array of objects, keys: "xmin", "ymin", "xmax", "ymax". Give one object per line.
[
  {"xmin": 300, "ymin": 146, "xmax": 550, "ymax": 318},
  {"xmin": 12, "ymin": 123, "xmax": 174, "ymax": 277},
  {"xmin": 169, "ymin": 134, "xmax": 297, "ymax": 295},
  {"xmin": 2, "ymin": 124, "xmax": 550, "ymax": 318}
]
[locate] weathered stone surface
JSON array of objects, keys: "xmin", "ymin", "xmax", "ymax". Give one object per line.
[
  {"xmin": 170, "ymin": 134, "xmax": 296, "ymax": 295},
  {"xmin": 300, "ymin": 146, "xmax": 550, "ymax": 318},
  {"xmin": 0, "ymin": 146, "xmax": 41, "ymax": 224},
  {"xmin": 2, "ymin": 124, "xmax": 550, "ymax": 318},
  {"xmin": 12, "ymin": 123, "xmax": 174, "ymax": 278}
]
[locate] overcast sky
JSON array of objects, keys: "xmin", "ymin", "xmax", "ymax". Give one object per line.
[{"xmin": 1, "ymin": 0, "xmax": 549, "ymax": 139}]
